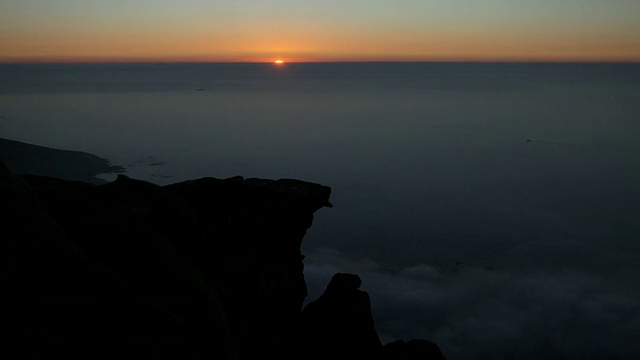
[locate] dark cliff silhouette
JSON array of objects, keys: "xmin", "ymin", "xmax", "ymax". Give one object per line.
[{"xmin": 1, "ymin": 140, "xmax": 445, "ymax": 359}]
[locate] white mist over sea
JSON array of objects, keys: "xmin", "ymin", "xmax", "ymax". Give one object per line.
[{"xmin": 2, "ymin": 62, "xmax": 639, "ymax": 359}]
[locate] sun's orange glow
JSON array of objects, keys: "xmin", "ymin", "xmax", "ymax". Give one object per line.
[
  {"xmin": 2, "ymin": 0, "xmax": 640, "ymax": 64},
  {"xmin": 1, "ymin": 16, "xmax": 640, "ymax": 64}
]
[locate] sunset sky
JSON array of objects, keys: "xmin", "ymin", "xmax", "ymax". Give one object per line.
[{"xmin": 1, "ymin": 0, "xmax": 639, "ymax": 63}]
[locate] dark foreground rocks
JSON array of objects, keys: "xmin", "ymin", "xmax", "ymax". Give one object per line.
[{"xmin": 1, "ymin": 161, "xmax": 444, "ymax": 359}]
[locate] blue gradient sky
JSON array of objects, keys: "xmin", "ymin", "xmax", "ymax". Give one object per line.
[{"xmin": 1, "ymin": 0, "xmax": 639, "ymax": 62}]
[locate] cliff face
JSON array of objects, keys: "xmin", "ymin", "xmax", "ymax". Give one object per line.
[{"xmin": 1, "ymin": 162, "xmax": 444, "ymax": 359}]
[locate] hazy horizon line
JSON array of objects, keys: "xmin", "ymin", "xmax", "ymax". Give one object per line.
[{"xmin": 2, "ymin": 59, "xmax": 639, "ymax": 65}]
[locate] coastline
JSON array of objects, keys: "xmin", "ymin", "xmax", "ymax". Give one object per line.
[{"xmin": 0, "ymin": 137, "xmax": 125, "ymax": 184}]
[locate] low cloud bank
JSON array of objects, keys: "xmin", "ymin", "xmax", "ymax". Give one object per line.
[{"xmin": 304, "ymin": 248, "xmax": 640, "ymax": 360}]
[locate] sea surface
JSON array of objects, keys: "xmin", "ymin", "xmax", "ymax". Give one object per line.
[{"xmin": 1, "ymin": 62, "xmax": 639, "ymax": 359}]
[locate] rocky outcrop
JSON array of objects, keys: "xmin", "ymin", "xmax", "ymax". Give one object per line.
[
  {"xmin": 1, "ymin": 159, "xmax": 444, "ymax": 359},
  {"xmin": 288, "ymin": 273, "xmax": 383, "ymax": 359}
]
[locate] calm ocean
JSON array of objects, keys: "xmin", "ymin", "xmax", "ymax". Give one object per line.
[{"xmin": 2, "ymin": 62, "xmax": 639, "ymax": 358}]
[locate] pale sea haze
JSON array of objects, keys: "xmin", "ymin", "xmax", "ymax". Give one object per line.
[{"xmin": 1, "ymin": 62, "xmax": 639, "ymax": 359}]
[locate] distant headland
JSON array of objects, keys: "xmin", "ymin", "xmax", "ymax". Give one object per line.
[{"xmin": 0, "ymin": 137, "xmax": 125, "ymax": 184}]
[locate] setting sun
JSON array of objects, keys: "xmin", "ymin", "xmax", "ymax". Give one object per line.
[{"xmin": 274, "ymin": 59, "xmax": 284, "ymax": 64}]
